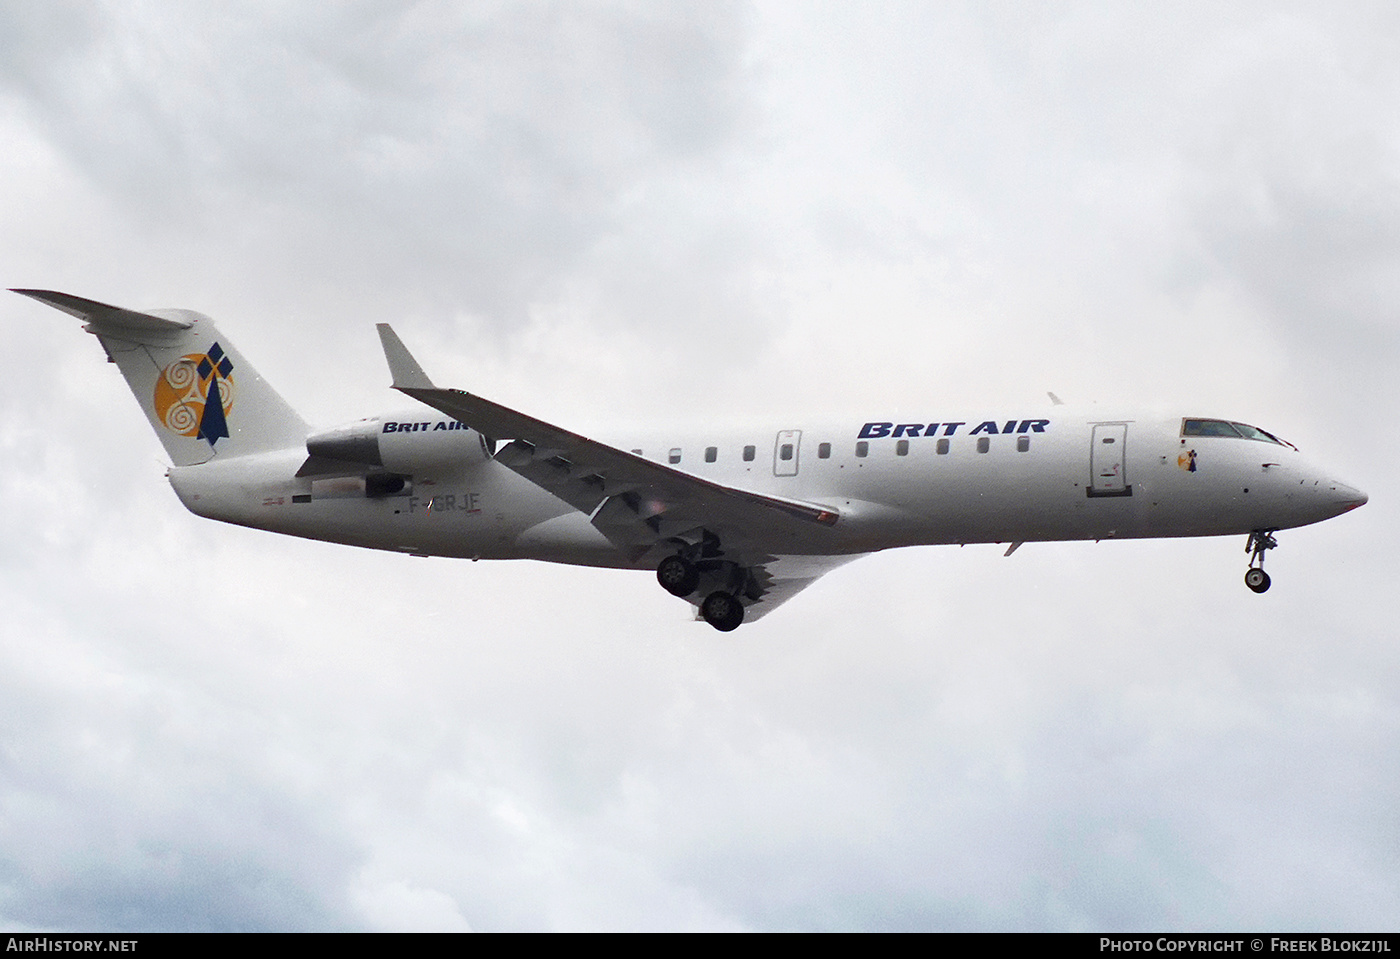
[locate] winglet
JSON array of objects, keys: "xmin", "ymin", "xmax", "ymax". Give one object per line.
[{"xmin": 376, "ymin": 323, "xmax": 435, "ymax": 390}]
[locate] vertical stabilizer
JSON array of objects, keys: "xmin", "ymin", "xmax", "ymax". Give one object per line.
[{"xmin": 15, "ymin": 290, "xmax": 309, "ymax": 467}]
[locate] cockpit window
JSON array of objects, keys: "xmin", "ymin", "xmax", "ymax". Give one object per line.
[
  {"xmin": 1183, "ymin": 419, "xmax": 1242, "ymax": 438},
  {"xmin": 1230, "ymin": 422, "xmax": 1287, "ymax": 445},
  {"xmin": 1182, "ymin": 418, "xmax": 1294, "ymax": 448}
]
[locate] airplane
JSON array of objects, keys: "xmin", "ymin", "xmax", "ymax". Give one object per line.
[{"xmin": 15, "ymin": 288, "xmax": 1369, "ymax": 631}]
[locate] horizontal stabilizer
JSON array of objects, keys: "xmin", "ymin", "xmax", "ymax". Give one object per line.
[
  {"xmin": 376, "ymin": 324, "xmax": 435, "ymax": 390},
  {"xmin": 12, "ymin": 289, "xmax": 193, "ymax": 334}
]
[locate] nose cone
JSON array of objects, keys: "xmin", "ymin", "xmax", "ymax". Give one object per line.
[
  {"xmin": 1283, "ymin": 467, "xmax": 1368, "ymax": 529},
  {"xmin": 1310, "ymin": 476, "xmax": 1366, "ymax": 515},
  {"xmin": 1328, "ymin": 480, "xmax": 1368, "ymax": 514}
]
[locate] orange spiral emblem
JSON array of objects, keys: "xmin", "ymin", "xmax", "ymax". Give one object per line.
[{"xmin": 153, "ymin": 343, "xmax": 235, "ymax": 446}]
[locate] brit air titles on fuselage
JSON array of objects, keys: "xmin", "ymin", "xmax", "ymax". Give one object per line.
[{"xmin": 858, "ymin": 419, "xmax": 1051, "ymax": 439}]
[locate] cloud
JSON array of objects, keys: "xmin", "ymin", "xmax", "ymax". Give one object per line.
[
  {"xmin": 1, "ymin": 2, "xmax": 755, "ymax": 329},
  {"xmin": 1, "ymin": 0, "xmax": 1396, "ymax": 931}
]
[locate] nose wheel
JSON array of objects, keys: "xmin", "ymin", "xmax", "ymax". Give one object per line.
[{"xmin": 1244, "ymin": 529, "xmax": 1277, "ymax": 594}]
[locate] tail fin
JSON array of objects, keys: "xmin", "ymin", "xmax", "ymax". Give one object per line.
[{"xmin": 16, "ymin": 289, "xmax": 309, "ymax": 467}]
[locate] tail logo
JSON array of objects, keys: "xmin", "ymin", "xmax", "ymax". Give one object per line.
[{"xmin": 153, "ymin": 343, "xmax": 235, "ymax": 446}]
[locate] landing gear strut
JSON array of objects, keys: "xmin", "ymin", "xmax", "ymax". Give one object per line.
[
  {"xmin": 1245, "ymin": 529, "xmax": 1277, "ymax": 594},
  {"xmin": 700, "ymin": 590, "xmax": 745, "ymax": 632}
]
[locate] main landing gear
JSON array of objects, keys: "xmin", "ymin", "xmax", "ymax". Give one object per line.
[
  {"xmin": 656, "ymin": 554, "xmax": 700, "ymax": 597},
  {"xmin": 1245, "ymin": 529, "xmax": 1278, "ymax": 594},
  {"xmin": 700, "ymin": 590, "xmax": 745, "ymax": 632},
  {"xmin": 655, "ymin": 552, "xmax": 748, "ymax": 632}
]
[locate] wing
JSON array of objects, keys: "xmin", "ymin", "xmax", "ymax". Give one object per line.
[
  {"xmin": 376, "ymin": 325, "xmax": 851, "ymax": 619},
  {"xmin": 720, "ymin": 552, "xmax": 865, "ymax": 622}
]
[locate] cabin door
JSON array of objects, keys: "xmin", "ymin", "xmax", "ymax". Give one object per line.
[
  {"xmin": 1089, "ymin": 424, "xmax": 1131, "ymax": 496},
  {"xmin": 774, "ymin": 430, "xmax": 802, "ymax": 476}
]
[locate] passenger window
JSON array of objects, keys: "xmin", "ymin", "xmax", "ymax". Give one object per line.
[
  {"xmin": 976, "ymin": 437, "xmax": 990, "ymax": 453},
  {"xmin": 818, "ymin": 442, "xmax": 831, "ymax": 459},
  {"xmin": 705, "ymin": 446, "xmax": 717, "ymax": 463},
  {"xmin": 631, "ymin": 449, "xmax": 643, "ymax": 455},
  {"xmin": 936, "ymin": 438, "xmax": 949, "ymax": 455},
  {"xmin": 896, "ymin": 439, "xmax": 909, "ymax": 456},
  {"xmin": 780, "ymin": 444, "xmax": 793, "ymax": 461},
  {"xmin": 856, "ymin": 441, "xmax": 868, "ymax": 458},
  {"xmin": 669, "ymin": 448, "xmax": 682, "ymax": 464},
  {"xmin": 743, "ymin": 445, "xmax": 755, "ymax": 462},
  {"xmin": 1017, "ymin": 436, "xmax": 1030, "ymax": 452}
]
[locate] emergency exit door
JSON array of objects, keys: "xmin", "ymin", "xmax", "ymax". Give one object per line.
[{"xmin": 774, "ymin": 430, "xmax": 801, "ymax": 476}]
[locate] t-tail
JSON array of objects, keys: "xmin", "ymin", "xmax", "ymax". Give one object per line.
[{"xmin": 15, "ymin": 290, "xmax": 308, "ymax": 466}]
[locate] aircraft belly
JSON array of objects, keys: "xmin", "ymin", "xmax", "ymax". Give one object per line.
[
  {"xmin": 513, "ymin": 512, "xmax": 631, "ymax": 567},
  {"xmin": 824, "ymin": 457, "xmax": 1093, "ymax": 547},
  {"xmin": 169, "ymin": 453, "xmax": 572, "ymax": 560}
]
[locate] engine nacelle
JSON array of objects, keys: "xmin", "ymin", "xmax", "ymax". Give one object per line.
[
  {"xmin": 305, "ymin": 415, "xmax": 493, "ymax": 474},
  {"xmin": 306, "ymin": 419, "xmax": 384, "ymax": 466}
]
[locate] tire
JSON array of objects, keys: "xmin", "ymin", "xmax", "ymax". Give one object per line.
[
  {"xmin": 657, "ymin": 555, "xmax": 699, "ymax": 597},
  {"xmin": 1245, "ymin": 568, "xmax": 1271, "ymax": 593},
  {"xmin": 701, "ymin": 591, "xmax": 745, "ymax": 632}
]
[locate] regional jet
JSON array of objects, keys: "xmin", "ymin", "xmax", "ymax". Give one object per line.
[{"xmin": 16, "ymin": 289, "xmax": 1368, "ymax": 631}]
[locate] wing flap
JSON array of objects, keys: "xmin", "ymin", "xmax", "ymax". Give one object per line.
[{"xmin": 393, "ymin": 382, "xmax": 841, "ymax": 535}]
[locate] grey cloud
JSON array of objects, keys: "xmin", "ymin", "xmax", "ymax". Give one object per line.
[
  {"xmin": 1, "ymin": 0, "xmax": 1397, "ymax": 933},
  {"xmin": 0, "ymin": 1, "xmax": 755, "ymax": 330}
]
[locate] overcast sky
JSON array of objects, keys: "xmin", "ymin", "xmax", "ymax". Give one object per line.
[{"xmin": 1, "ymin": 0, "xmax": 1396, "ymax": 932}]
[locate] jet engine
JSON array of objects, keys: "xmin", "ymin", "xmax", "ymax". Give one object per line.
[{"xmin": 299, "ymin": 415, "xmax": 494, "ymax": 496}]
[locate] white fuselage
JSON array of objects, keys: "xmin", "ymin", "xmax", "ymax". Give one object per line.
[{"xmin": 166, "ymin": 409, "xmax": 1367, "ymax": 569}]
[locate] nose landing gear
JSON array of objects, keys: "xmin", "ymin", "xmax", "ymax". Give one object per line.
[{"xmin": 1245, "ymin": 529, "xmax": 1277, "ymax": 593}]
